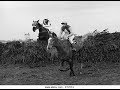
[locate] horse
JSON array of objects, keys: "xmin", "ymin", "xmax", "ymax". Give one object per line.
[
  {"xmin": 60, "ymin": 33, "xmax": 87, "ymax": 74},
  {"xmin": 47, "ymin": 34, "xmax": 75, "ymax": 77},
  {"xmin": 32, "ymin": 20, "xmax": 57, "ymax": 45}
]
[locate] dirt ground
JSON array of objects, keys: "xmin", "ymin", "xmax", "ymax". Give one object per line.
[{"xmin": 0, "ymin": 62, "xmax": 120, "ymax": 85}]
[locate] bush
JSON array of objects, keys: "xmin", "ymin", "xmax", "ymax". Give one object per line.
[
  {"xmin": 1, "ymin": 30, "xmax": 120, "ymax": 67},
  {"xmin": 1, "ymin": 40, "xmax": 50, "ymax": 67},
  {"xmin": 77, "ymin": 31, "xmax": 120, "ymax": 64}
]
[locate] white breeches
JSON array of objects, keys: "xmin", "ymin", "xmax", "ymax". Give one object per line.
[{"xmin": 61, "ymin": 33, "xmax": 75, "ymax": 44}]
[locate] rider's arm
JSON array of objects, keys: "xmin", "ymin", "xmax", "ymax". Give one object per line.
[
  {"xmin": 69, "ymin": 26, "xmax": 73, "ymax": 34},
  {"xmin": 59, "ymin": 29, "xmax": 63, "ymax": 38},
  {"xmin": 68, "ymin": 26, "xmax": 74, "ymax": 36}
]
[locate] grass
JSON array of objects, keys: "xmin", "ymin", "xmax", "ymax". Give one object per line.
[{"xmin": 0, "ymin": 62, "xmax": 120, "ymax": 85}]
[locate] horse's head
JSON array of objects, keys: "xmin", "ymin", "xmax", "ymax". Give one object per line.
[{"xmin": 32, "ymin": 20, "xmax": 43, "ymax": 32}]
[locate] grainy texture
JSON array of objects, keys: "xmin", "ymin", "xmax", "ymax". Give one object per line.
[
  {"xmin": 0, "ymin": 30, "xmax": 120, "ymax": 84},
  {"xmin": 0, "ymin": 63, "xmax": 120, "ymax": 85}
]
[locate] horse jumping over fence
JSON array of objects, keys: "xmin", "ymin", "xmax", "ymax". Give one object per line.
[
  {"xmin": 47, "ymin": 34, "xmax": 76, "ymax": 76},
  {"xmin": 32, "ymin": 20, "xmax": 57, "ymax": 45}
]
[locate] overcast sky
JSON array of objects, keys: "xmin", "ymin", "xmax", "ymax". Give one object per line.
[{"xmin": 1, "ymin": 1, "xmax": 120, "ymax": 40}]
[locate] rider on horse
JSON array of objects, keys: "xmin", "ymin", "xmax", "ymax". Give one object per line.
[
  {"xmin": 59, "ymin": 21, "xmax": 72, "ymax": 39},
  {"xmin": 42, "ymin": 19, "xmax": 52, "ymax": 31},
  {"xmin": 59, "ymin": 21, "xmax": 76, "ymax": 50},
  {"xmin": 32, "ymin": 19, "xmax": 57, "ymax": 44},
  {"xmin": 60, "ymin": 22, "xmax": 75, "ymax": 42}
]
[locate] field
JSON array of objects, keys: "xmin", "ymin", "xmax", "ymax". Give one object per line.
[{"xmin": 0, "ymin": 62, "xmax": 120, "ymax": 85}]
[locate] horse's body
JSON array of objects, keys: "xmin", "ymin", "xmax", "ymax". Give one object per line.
[{"xmin": 47, "ymin": 36, "xmax": 75, "ymax": 76}]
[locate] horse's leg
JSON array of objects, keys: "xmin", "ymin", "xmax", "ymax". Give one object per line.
[
  {"xmin": 61, "ymin": 59, "xmax": 65, "ymax": 66},
  {"xmin": 59, "ymin": 59, "xmax": 70, "ymax": 71},
  {"xmin": 69, "ymin": 60, "xmax": 75, "ymax": 76},
  {"xmin": 80, "ymin": 63, "xmax": 84, "ymax": 74}
]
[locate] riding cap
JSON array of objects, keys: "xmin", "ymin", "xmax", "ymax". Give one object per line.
[{"xmin": 61, "ymin": 21, "xmax": 67, "ymax": 25}]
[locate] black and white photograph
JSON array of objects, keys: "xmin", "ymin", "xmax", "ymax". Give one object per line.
[{"xmin": 0, "ymin": 1, "xmax": 120, "ymax": 89}]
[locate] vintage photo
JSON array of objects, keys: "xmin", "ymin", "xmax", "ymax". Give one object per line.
[{"xmin": 0, "ymin": 1, "xmax": 120, "ymax": 89}]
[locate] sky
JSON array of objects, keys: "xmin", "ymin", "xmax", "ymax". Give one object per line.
[{"xmin": 1, "ymin": 1, "xmax": 120, "ymax": 40}]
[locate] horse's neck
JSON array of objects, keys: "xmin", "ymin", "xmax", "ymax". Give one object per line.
[
  {"xmin": 37, "ymin": 23, "xmax": 48, "ymax": 32},
  {"xmin": 63, "ymin": 39, "xmax": 73, "ymax": 48},
  {"xmin": 54, "ymin": 39, "xmax": 66, "ymax": 55}
]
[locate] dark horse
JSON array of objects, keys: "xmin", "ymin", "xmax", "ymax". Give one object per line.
[
  {"xmin": 32, "ymin": 20, "xmax": 57, "ymax": 45},
  {"xmin": 47, "ymin": 36, "xmax": 75, "ymax": 77}
]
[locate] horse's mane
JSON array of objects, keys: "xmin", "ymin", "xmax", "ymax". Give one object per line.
[
  {"xmin": 36, "ymin": 22, "xmax": 42, "ymax": 28},
  {"xmin": 37, "ymin": 22, "xmax": 49, "ymax": 32}
]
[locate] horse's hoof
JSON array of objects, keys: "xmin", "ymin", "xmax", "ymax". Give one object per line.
[
  {"xmin": 59, "ymin": 68, "xmax": 69, "ymax": 72},
  {"xmin": 59, "ymin": 67, "xmax": 70, "ymax": 72},
  {"xmin": 70, "ymin": 72, "xmax": 75, "ymax": 77}
]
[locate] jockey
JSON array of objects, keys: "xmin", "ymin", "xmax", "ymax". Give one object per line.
[
  {"xmin": 59, "ymin": 21, "xmax": 73, "ymax": 40},
  {"xmin": 59, "ymin": 21, "xmax": 76, "ymax": 51},
  {"xmin": 42, "ymin": 19, "xmax": 52, "ymax": 31}
]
